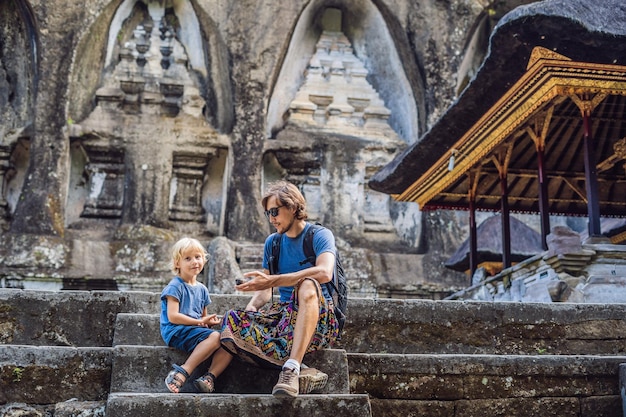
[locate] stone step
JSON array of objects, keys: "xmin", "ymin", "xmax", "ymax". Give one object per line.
[
  {"xmin": 105, "ymin": 392, "xmax": 372, "ymax": 417},
  {"xmin": 349, "ymin": 353, "xmax": 626, "ymax": 417},
  {"xmin": 112, "ymin": 314, "xmax": 162, "ymax": 347},
  {"xmin": 236, "ymin": 243, "xmax": 265, "ymax": 271},
  {"xmin": 0, "ymin": 288, "xmax": 160, "ymax": 347},
  {"xmin": 2, "ymin": 345, "xmax": 624, "ymax": 417},
  {"xmin": 238, "ymin": 258, "xmax": 264, "ymax": 271},
  {"xmin": 7, "ymin": 289, "xmax": 626, "ymax": 356},
  {"xmin": 111, "ymin": 293, "xmax": 252, "ymax": 346},
  {"xmin": 113, "ymin": 300, "xmax": 626, "ymax": 356},
  {"xmin": 0, "ymin": 344, "xmax": 349, "ymax": 404},
  {"xmin": 342, "ymin": 298, "xmax": 626, "ymax": 355},
  {"xmin": 0, "ymin": 345, "xmax": 112, "ymax": 404},
  {"xmin": 110, "ymin": 345, "xmax": 350, "ymax": 395}
]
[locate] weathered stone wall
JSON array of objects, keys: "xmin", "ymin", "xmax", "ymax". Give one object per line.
[{"xmin": 0, "ymin": 0, "xmax": 539, "ymax": 297}]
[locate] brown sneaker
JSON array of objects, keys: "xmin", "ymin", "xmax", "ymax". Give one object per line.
[
  {"xmin": 299, "ymin": 367, "xmax": 328, "ymax": 394},
  {"xmin": 272, "ymin": 368, "xmax": 299, "ymax": 398}
]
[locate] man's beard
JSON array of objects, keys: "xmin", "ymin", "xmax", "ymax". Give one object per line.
[{"xmin": 279, "ymin": 217, "xmax": 295, "ymax": 234}]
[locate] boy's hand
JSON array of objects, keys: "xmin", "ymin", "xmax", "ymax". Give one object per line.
[{"xmin": 203, "ymin": 313, "xmax": 222, "ymax": 326}]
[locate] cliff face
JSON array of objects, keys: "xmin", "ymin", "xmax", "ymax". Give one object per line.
[{"xmin": 0, "ymin": 0, "xmax": 537, "ymax": 296}]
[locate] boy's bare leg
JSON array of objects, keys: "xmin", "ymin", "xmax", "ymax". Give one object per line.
[
  {"xmin": 208, "ymin": 348, "xmax": 233, "ymax": 378},
  {"xmin": 181, "ymin": 331, "xmax": 221, "ymax": 376}
]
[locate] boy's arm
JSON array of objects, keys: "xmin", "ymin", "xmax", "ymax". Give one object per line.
[
  {"xmin": 166, "ymin": 296, "xmax": 207, "ymax": 326},
  {"xmin": 201, "ymin": 305, "xmax": 222, "ymax": 326}
]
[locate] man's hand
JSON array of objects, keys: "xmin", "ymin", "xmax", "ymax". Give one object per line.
[{"xmin": 236, "ymin": 270, "xmax": 272, "ymax": 291}]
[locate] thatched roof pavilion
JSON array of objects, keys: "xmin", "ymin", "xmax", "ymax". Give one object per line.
[{"xmin": 370, "ymin": 0, "xmax": 626, "ymax": 278}]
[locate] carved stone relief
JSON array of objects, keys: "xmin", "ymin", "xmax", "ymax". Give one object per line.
[
  {"xmin": 68, "ymin": 0, "xmax": 229, "ymax": 235},
  {"xmin": 288, "ymin": 29, "xmax": 392, "ymax": 130},
  {"xmin": 169, "ymin": 153, "xmax": 208, "ymax": 223},
  {"xmin": 81, "ymin": 147, "xmax": 125, "ymax": 219},
  {"xmin": 266, "ymin": 8, "xmax": 420, "ymax": 249}
]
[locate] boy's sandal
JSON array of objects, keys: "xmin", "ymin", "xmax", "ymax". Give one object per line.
[
  {"xmin": 165, "ymin": 364, "xmax": 190, "ymax": 393},
  {"xmin": 194, "ymin": 372, "xmax": 216, "ymax": 393}
]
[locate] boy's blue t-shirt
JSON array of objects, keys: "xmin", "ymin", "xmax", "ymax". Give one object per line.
[
  {"xmin": 262, "ymin": 223, "xmax": 335, "ymax": 303},
  {"xmin": 160, "ymin": 276, "xmax": 211, "ymax": 345}
]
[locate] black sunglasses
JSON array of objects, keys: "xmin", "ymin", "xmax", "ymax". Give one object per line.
[{"xmin": 264, "ymin": 205, "xmax": 284, "ymax": 219}]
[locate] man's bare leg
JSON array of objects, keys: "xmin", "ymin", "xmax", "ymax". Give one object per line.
[
  {"xmin": 290, "ymin": 279, "xmax": 320, "ymax": 362},
  {"xmin": 272, "ymin": 279, "xmax": 320, "ymax": 397}
]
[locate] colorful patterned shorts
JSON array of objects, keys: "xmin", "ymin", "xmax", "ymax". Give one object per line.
[{"xmin": 220, "ymin": 278, "xmax": 339, "ymax": 368}]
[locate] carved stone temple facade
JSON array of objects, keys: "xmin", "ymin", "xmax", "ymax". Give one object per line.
[{"xmin": 0, "ymin": 0, "xmax": 540, "ymax": 296}]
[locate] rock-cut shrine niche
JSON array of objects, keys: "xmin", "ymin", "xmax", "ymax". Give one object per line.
[
  {"xmin": 0, "ymin": 0, "xmax": 37, "ymax": 231},
  {"xmin": 67, "ymin": 0, "xmax": 230, "ymax": 236},
  {"xmin": 264, "ymin": 5, "xmax": 422, "ymax": 251}
]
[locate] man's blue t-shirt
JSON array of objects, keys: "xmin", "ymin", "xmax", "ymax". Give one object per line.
[
  {"xmin": 160, "ymin": 276, "xmax": 211, "ymax": 345},
  {"xmin": 262, "ymin": 223, "xmax": 336, "ymax": 303}
]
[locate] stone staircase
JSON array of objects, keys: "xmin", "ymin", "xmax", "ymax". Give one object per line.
[
  {"xmin": 0, "ymin": 290, "xmax": 370, "ymax": 416},
  {"xmin": 235, "ymin": 242, "xmax": 265, "ymax": 273},
  {"xmin": 1, "ymin": 289, "xmax": 626, "ymax": 416}
]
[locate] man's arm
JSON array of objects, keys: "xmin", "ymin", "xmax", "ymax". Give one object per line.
[
  {"xmin": 238, "ymin": 251, "xmax": 335, "ymax": 292},
  {"xmin": 245, "ymin": 288, "xmax": 273, "ymax": 311},
  {"xmin": 275, "ymin": 250, "xmax": 334, "ymax": 285}
]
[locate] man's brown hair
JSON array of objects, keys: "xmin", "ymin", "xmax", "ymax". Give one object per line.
[{"xmin": 262, "ymin": 180, "xmax": 308, "ymax": 220}]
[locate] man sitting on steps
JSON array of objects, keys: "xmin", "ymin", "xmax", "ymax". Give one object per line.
[{"xmin": 220, "ymin": 180, "xmax": 340, "ymax": 397}]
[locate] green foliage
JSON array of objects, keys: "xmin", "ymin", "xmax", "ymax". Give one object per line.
[{"xmin": 12, "ymin": 367, "xmax": 23, "ymax": 382}]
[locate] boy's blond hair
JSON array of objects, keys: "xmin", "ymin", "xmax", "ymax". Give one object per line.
[{"xmin": 169, "ymin": 237, "xmax": 208, "ymax": 274}]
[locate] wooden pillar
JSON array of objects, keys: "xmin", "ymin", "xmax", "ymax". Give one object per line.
[
  {"xmin": 467, "ymin": 170, "xmax": 479, "ymax": 281},
  {"xmin": 499, "ymin": 173, "xmax": 512, "ymax": 269},
  {"xmin": 582, "ymin": 112, "xmax": 602, "ymax": 236},
  {"xmin": 492, "ymin": 146, "xmax": 513, "ymax": 269},
  {"xmin": 537, "ymin": 147, "xmax": 550, "ymax": 250},
  {"xmin": 570, "ymin": 93, "xmax": 607, "ymax": 238},
  {"xmin": 468, "ymin": 198, "xmax": 478, "ymax": 279},
  {"xmin": 526, "ymin": 108, "xmax": 553, "ymax": 251}
]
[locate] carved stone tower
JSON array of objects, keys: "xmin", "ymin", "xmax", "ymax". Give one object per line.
[{"xmin": 69, "ymin": 1, "xmax": 229, "ymax": 237}]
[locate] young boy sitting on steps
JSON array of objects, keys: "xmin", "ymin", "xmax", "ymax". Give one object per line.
[{"xmin": 160, "ymin": 237, "xmax": 232, "ymax": 393}]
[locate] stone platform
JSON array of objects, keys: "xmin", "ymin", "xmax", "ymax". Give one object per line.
[{"xmin": 2, "ymin": 289, "xmax": 626, "ymax": 416}]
